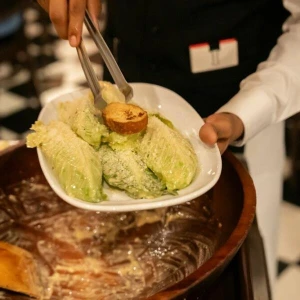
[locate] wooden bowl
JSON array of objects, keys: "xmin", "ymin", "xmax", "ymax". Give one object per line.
[{"xmin": 0, "ymin": 142, "xmax": 256, "ymax": 299}]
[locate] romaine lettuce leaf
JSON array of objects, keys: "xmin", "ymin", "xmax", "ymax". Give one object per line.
[
  {"xmin": 100, "ymin": 145, "xmax": 166, "ymax": 199},
  {"xmin": 102, "ymin": 131, "xmax": 142, "ymax": 151},
  {"xmin": 26, "ymin": 120, "xmax": 106, "ymax": 202},
  {"xmin": 58, "ymin": 94, "xmax": 108, "ymax": 149},
  {"xmin": 138, "ymin": 116, "xmax": 198, "ymax": 191},
  {"xmin": 151, "ymin": 113, "xmax": 174, "ymax": 129}
]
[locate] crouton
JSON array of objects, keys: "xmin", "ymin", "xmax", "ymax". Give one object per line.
[{"xmin": 102, "ymin": 102, "xmax": 148, "ymax": 134}]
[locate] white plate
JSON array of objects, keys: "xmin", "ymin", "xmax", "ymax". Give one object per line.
[{"xmin": 37, "ymin": 83, "xmax": 222, "ymax": 212}]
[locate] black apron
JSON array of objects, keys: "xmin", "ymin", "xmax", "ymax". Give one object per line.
[{"xmin": 103, "ymin": 0, "xmax": 288, "ymax": 117}]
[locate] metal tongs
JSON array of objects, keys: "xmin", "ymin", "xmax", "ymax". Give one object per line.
[{"xmin": 76, "ymin": 10, "xmax": 133, "ymax": 109}]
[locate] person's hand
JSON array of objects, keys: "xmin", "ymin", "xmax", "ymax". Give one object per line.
[
  {"xmin": 199, "ymin": 113, "xmax": 244, "ymax": 154},
  {"xmin": 37, "ymin": 0, "xmax": 101, "ymax": 47}
]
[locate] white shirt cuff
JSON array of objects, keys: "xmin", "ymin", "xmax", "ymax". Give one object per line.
[{"xmin": 216, "ymin": 88, "xmax": 275, "ymax": 146}]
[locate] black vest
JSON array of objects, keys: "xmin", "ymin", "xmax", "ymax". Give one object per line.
[{"xmin": 103, "ymin": 0, "xmax": 289, "ymax": 117}]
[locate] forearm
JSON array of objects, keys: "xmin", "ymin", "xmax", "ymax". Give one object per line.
[{"xmin": 218, "ymin": 0, "xmax": 300, "ymax": 145}]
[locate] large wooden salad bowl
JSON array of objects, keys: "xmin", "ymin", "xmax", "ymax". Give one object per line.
[{"xmin": 0, "ymin": 142, "xmax": 256, "ymax": 299}]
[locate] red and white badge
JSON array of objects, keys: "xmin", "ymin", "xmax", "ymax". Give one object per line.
[{"xmin": 189, "ymin": 38, "xmax": 239, "ymax": 74}]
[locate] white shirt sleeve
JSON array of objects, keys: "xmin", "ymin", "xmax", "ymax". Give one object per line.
[{"xmin": 217, "ymin": 0, "xmax": 300, "ymax": 145}]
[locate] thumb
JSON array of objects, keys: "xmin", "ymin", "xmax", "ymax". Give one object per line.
[{"xmin": 199, "ymin": 122, "xmax": 218, "ymax": 145}]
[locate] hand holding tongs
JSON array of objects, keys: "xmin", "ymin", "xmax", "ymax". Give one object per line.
[{"xmin": 76, "ymin": 10, "xmax": 133, "ymax": 109}]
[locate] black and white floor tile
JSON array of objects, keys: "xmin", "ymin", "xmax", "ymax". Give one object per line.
[{"xmin": 1, "ymin": 5, "xmax": 300, "ymax": 300}]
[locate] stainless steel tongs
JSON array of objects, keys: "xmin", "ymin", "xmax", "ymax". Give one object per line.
[{"xmin": 76, "ymin": 10, "xmax": 133, "ymax": 109}]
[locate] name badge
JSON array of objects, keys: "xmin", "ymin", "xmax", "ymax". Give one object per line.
[{"xmin": 189, "ymin": 38, "xmax": 239, "ymax": 74}]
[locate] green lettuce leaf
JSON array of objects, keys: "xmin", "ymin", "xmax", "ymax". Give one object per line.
[
  {"xmin": 58, "ymin": 94, "xmax": 108, "ymax": 149},
  {"xmin": 102, "ymin": 131, "xmax": 143, "ymax": 151},
  {"xmin": 151, "ymin": 113, "xmax": 174, "ymax": 129},
  {"xmin": 26, "ymin": 120, "xmax": 106, "ymax": 202},
  {"xmin": 100, "ymin": 145, "xmax": 166, "ymax": 199},
  {"xmin": 138, "ymin": 116, "xmax": 198, "ymax": 191}
]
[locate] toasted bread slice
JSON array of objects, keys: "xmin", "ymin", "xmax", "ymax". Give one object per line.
[
  {"xmin": 102, "ymin": 102, "xmax": 148, "ymax": 134},
  {"xmin": 0, "ymin": 242, "xmax": 42, "ymax": 298}
]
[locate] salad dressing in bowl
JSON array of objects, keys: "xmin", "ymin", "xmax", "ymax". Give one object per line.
[{"xmin": 0, "ymin": 151, "xmax": 221, "ymax": 299}]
